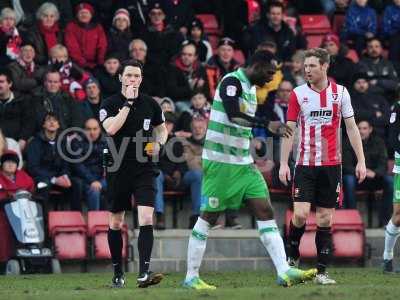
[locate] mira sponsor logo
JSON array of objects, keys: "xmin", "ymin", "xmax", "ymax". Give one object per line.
[{"xmin": 310, "ymin": 109, "xmax": 332, "ymax": 117}]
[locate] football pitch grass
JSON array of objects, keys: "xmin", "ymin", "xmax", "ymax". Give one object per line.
[{"xmin": 1, "ymin": 268, "xmax": 400, "ymax": 300}]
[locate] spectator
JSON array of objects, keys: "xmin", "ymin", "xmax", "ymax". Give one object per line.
[
  {"xmin": 80, "ymin": 77, "xmax": 103, "ymax": 122},
  {"xmin": 21, "ymin": 2, "xmax": 63, "ymax": 66},
  {"xmin": 64, "ymin": 2, "xmax": 108, "ymax": 70},
  {"xmin": 166, "ymin": 41, "xmax": 209, "ymax": 111},
  {"xmin": 206, "ymin": 37, "xmax": 241, "ymax": 99},
  {"xmin": 0, "ymin": 128, "xmax": 22, "ymax": 169},
  {"xmin": 272, "ymin": 80, "xmax": 293, "ymax": 123},
  {"xmin": 154, "ymin": 112, "xmax": 187, "ymax": 229},
  {"xmin": 71, "ymin": 118, "xmax": 106, "ymax": 210},
  {"xmin": 0, "ymin": 150, "xmax": 34, "ymax": 200},
  {"xmin": 243, "ymin": 1, "xmax": 305, "ymax": 62},
  {"xmin": 176, "ymin": 91, "xmax": 210, "ymax": 134},
  {"xmin": 186, "ymin": 18, "xmax": 212, "ymax": 64},
  {"xmin": 48, "ymin": 44, "xmax": 90, "ymax": 102},
  {"xmin": 283, "ymin": 50, "xmax": 306, "ymax": 86},
  {"xmin": 0, "ymin": 8, "xmax": 21, "ymax": 66},
  {"xmin": 382, "ymin": 0, "xmax": 400, "ymax": 72},
  {"xmin": 322, "ymin": 33, "xmax": 356, "ymax": 88},
  {"xmin": 26, "ymin": 112, "xmax": 82, "ymax": 211},
  {"xmin": 107, "ymin": 8, "xmax": 135, "ymax": 61},
  {"xmin": 160, "ymin": 0, "xmax": 194, "ymax": 36},
  {"xmin": 0, "ymin": 149, "xmax": 34, "ymax": 262},
  {"xmin": 254, "ymin": 40, "xmax": 283, "ymax": 105},
  {"xmin": 159, "ymin": 96, "xmax": 176, "ymax": 113},
  {"xmin": 0, "ymin": 67, "xmax": 33, "ymax": 151},
  {"xmin": 32, "ymin": 69, "xmax": 83, "ymax": 131},
  {"xmin": 350, "ymin": 72, "xmax": 390, "ymax": 137},
  {"xmin": 112, "ymin": 0, "xmax": 151, "ymax": 35},
  {"xmin": 7, "ymin": 42, "xmax": 46, "ymax": 94},
  {"xmin": 93, "ymin": 52, "xmax": 121, "ymax": 99},
  {"xmin": 341, "ymin": 0, "xmax": 377, "ymax": 55},
  {"xmin": 129, "ymin": 38, "xmax": 166, "ymax": 98},
  {"xmin": 358, "ymin": 37, "xmax": 400, "ymax": 100},
  {"xmin": 342, "ymin": 119, "xmax": 392, "ymax": 214},
  {"xmin": 335, "ymin": 0, "xmax": 351, "ymax": 13},
  {"xmin": 139, "ymin": 1, "xmax": 184, "ymax": 65}
]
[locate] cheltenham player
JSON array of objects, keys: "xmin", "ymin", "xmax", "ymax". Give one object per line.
[{"xmin": 279, "ymin": 48, "xmax": 366, "ymax": 284}]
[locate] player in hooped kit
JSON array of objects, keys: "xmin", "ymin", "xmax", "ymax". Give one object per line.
[{"xmin": 279, "ymin": 48, "xmax": 367, "ymax": 284}]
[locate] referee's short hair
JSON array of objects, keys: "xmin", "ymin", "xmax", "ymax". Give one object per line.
[
  {"xmin": 304, "ymin": 48, "xmax": 330, "ymax": 65},
  {"xmin": 118, "ymin": 59, "xmax": 144, "ymax": 76}
]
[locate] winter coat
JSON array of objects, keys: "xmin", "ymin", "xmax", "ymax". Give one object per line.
[
  {"xmin": 64, "ymin": 20, "xmax": 108, "ymax": 69},
  {"xmin": 342, "ymin": 134, "xmax": 387, "ymax": 177},
  {"xmin": 358, "ymin": 56, "xmax": 400, "ymax": 95},
  {"xmin": 70, "ymin": 135, "xmax": 106, "ymax": 184},
  {"xmin": 21, "ymin": 23, "xmax": 63, "ymax": 65},
  {"xmin": 0, "ymin": 92, "xmax": 34, "ymax": 141},
  {"xmin": 32, "ymin": 88, "xmax": 83, "ymax": 131},
  {"xmin": 107, "ymin": 27, "xmax": 135, "ymax": 61},
  {"xmin": 93, "ymin": 66, "xmax": 120, "ymax": 99},
  {"xmin": 26, "ymin": 132, "xmax": 70, "ymax": 184},
  {"xmin": 383, "ymin": 4, "xmax": 400, "ymax": 37},
  {"xmin": 7, "ymin": 61, "xmax": 46, "ymax": 94},
  {"xmin": 342, "ymin": 3, "xmax": 377, "ymax": 38},
  {"xmin": 0, "ymin": 170, "xmax": 34, "ymax": 201}
]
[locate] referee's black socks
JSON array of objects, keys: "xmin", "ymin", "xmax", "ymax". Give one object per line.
[
  {"xmin": 138, "ymin": 225, "xmax": 154, "ymax": 275},
  {"xmin": 108, "ymin": 228, "xmax": 123, "ymax": 275},
  {"xmin": 288, "ymin": 220, "xmax": 305, "ymax": 260},
  {"xmin": 316, "ymin": 226, "xmax": 332, "ymax": 274}
]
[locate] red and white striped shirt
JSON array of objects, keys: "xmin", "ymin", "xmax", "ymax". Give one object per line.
[{"xmin": 286, "ymin": 81, "xmax": 354, "ymax": 166}]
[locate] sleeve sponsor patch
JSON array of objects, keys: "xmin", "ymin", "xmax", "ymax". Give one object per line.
[
  {"xmin": 99, "ymin": 109, "xmax": 107, "ymax": 122},
  {"xmin": 390, "ymin": 112, "xmax": 397, "ymax": 124},
  {"xmin": 226, "ymin": 85, "xmax": 237, "ymax": 97}
]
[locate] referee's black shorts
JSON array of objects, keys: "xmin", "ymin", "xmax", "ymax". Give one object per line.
[
  {"xmin": 292, "ymin": 165, "xmax": 341, "ymax": 209},
  {"xmin": 106, "ymin": 162, "xmax": 158, "ymax": 213}
]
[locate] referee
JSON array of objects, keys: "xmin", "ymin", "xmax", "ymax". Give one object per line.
[{"xmin": 100, "ymin": 60, "xmax": 168, "ymax": 288}]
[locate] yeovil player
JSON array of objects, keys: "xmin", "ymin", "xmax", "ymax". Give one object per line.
[{"xmin": 183, "ymin": 50, "xmax": 317, "ymax": 290}]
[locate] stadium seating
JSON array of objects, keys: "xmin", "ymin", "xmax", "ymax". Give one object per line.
[
  {"xmin": 234, "ymin": 49, "xmax": 246, "ymax": 66},
  {"xmin": 48, "ymin": 211, "xmax": 87, "ymax": 260},
  {"xmin": 285, "ymin": 209, "xmax": 365, "ymax": 261},
  {"xmin": 300, "ymin": 15, "xmax": 331, "ymax": 35},
  {"xmin": 163, "ymin": 190, "xmax": 186, "ymax": 228},
  {"xmin": 306, "ymin": 34, "xmax": 325, "ymax": 48},
  {"xmin": 87, "ymin": 211, "xmax": 130, "ymax": 259},
  {"xmin": 196, "ymin": 14, "xmax": 220, "ymax": 36},
  {"xmin": 332, "ymin": 14, "xmax": 345, "ymax": 35}
]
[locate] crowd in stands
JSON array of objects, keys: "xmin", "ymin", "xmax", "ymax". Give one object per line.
[{"xmin": 0, "ymin": 0, "xmax": 400, "ymax": 231}]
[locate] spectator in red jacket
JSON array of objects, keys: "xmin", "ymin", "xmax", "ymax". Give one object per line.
[
  {"xmin": 64, "ymin": 2, "xmax": 108, "ymax": 70},
  {"xmin": 0, "ymin": 150, "xmax": 34, "ymax": 201}
]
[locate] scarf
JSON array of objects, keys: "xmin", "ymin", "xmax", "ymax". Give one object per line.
[
  {"xmin": 39, "ymin": 22, "xmax": 60, "ymax": 53},
  {"xmin": 17, "ymin": 58, "xmax": 35, "ymax": 77},
  {"xmin": 1, "ymin": 27, "xmax": 21, "ymax": 60}
]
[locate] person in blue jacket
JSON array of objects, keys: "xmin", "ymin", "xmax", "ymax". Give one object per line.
[
  {"xmin": 383, "ymin": 0, "xmax": 400, "ymax": 69},
  {"xmin": 341, "ymin": 0, "xmax": 377, "ymax": 55}
]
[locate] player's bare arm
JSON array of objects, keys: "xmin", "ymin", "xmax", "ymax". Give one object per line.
[
  {"xmin": 344, "ymin": 116, "xmax": 366, "ymax": 183},
  {"xmin": 279, "ymin": 121, "xmax": 297, "ymax": 185}
]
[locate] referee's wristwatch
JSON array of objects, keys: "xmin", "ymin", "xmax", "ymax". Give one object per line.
[{"xmin": 123, "ymin": 101, "xmax": 135, "ymax": 110}]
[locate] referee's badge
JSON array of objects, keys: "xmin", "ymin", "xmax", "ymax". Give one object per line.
[
  {"xmin": 390, "ymin": 112, "xmax": 397, "ymax": 123},
  {"xmin": 99, "ymin": 109, "xmax": 107, "ymax": 122},
  {"xmin": 143, "ymin": 118, "xmax": 151, "ymax": 130}
]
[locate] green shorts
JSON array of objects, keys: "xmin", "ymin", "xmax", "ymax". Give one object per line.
[
  {"xmin": 394, "ymin": 173, "xmax": 400, "ymax": 203},
  {"xmin": 201, "ymin": 160, "xmax": 269, "ymax": 212}
]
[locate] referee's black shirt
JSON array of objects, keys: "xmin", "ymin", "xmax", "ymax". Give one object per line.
[{"xmin": 99, "ymin": 92, "xmax": 164, "ymax": 170}]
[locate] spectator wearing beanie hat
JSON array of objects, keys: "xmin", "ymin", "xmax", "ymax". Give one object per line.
[
  {"xmin": 321, "ymin": 33, "xmax": 356, "ymax": 88},
  {"xmin": 80, "ymin": 77, "xmax": 103, "ymax": 122},
  {"xmin": 64, "ymin": 2, "xmax": 108, "ymax": 70},
  {"xmin": 108, "ymin": 8, "xmax": 135, "ymax": 61},
  {"xmin": 140, "ymin": 1, "xmax": 184, "ymax": 65},
  {"xmin": 0, "ymin": 150, "xmax": 34, "ymax": 201},
  {"xmin": 93, "ymin": 52, "xmax": 121, "ymax": 99},
  {"xmin": 187, "ymin": 18, "xmax": 212, "ymax": 64}
]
